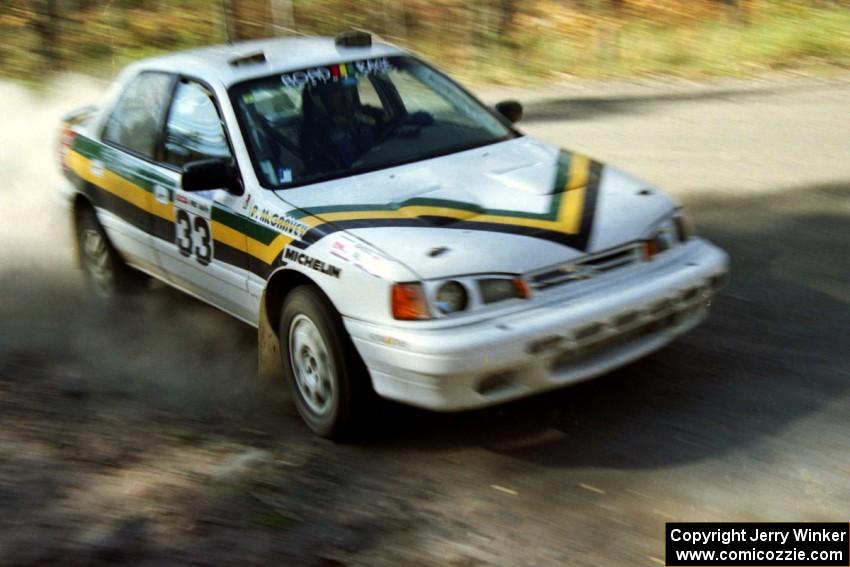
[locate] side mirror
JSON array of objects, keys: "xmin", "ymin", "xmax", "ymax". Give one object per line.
[
  {"xmin": 181, "ymin": 158, "xmax": 243, "ymax": 195},
  {"xmin": 495, "ymin": 100, "xmax": 523, "ymax": 124}
]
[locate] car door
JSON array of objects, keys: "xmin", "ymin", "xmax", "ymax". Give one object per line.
[
  {"xmin": 92, "ymin": 71, "xmax": 175, "ymax": 274},
  {"xmin": 150, "ymin": 78, "xmax": 253, "ymax": 321}
]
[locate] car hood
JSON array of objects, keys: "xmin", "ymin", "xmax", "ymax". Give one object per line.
[{"xmin": 274, "ymin": 137, "xmax": 676, "ymax": 280}]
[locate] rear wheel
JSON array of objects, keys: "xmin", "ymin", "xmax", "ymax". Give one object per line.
[
  {"xmin": 280, "ymin": 285, "xmax": 373, "ymax": 440},
  {"xmin": 75, "ymin": 207, "xmax": 141, "ymax": 299}
]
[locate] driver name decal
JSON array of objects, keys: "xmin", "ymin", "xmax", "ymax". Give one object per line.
[{"xmin": 250, "ymin": 206, "xmax": 309, "ymax": 239}]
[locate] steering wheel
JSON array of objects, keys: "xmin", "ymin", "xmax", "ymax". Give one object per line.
[
  {"xmin": 375, "ymin": 111, "xmax": 433, "ymax": 144},
  {"xmin": 258, "ymin": 116, "xmax": 301, "ymax": 157}
]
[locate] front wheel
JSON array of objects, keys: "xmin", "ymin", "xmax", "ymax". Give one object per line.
[{"xmin": 279, "ymin": 285, "xmax": 373, "ymax": 440}]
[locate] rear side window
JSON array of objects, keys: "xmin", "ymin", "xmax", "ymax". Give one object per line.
[
  {"xmin": 103, "ymin": 72, "xmax": 173, "ymax": 158},
  {"xmin": 162, "ymin": 81, "xmax": 232, "ymax": 169}
]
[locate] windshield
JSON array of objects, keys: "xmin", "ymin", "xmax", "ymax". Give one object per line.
[{"xmin": 229, "ymin": 55, "xmax": 516, "ymax": 189}]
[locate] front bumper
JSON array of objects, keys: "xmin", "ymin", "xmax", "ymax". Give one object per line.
[{"xmin": 345, "ymin": 238, "xmax": 729, "ymax": 411}]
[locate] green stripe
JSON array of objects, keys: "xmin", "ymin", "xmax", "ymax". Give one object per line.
[
  {"xmin": 72, "ymin": 134, "xmax": 102, "ymax": 160},
  {"xmin": 73, "ymin": 134, "xmax": 280, "ymax": 245},
  {"xmin": 74, "ymin": 136, "xmax": 580, "ymax": 247},
  {"xmin": 290, "ymin": 150, "xmax": 573, "ymax": 222},
  {"xmin": 211, "ymin": 206, "xmax": 279, "ymax": 245},
  {"xmin": 72, "ymin": 134, "xmax": 175, "ymax": 189}
]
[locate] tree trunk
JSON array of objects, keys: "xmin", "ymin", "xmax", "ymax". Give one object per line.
[
  {"xmin": 31, "ymin": 0, "xmax": 62, "ymax": 70},
  {"xmin": 227, "ymin": 0, "xmax": 272, "ymax": 41},
  {"xmin": 270, "ymin": 0, "xmax": 295, "ymax": 36}
]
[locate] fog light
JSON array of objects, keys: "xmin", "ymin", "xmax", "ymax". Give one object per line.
[{"xmin": 476, "ymin": 372, "xmax": 515, "ymax": 395}]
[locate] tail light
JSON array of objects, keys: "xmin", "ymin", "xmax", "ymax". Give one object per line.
[{"xmin": 58, "ymin": 124, "xmax": 77, "ymax": 168}]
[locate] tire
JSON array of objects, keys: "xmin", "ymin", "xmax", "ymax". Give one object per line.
[
  {"xmin": 279, "ymin": 285, "xmax": 373, "ymax": 440},
  {"xmin": 75, "ymin": 206, "xmax": 141, "ymax": 299}
]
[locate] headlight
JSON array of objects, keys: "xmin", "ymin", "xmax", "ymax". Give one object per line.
[
  {"xmin": 479, "ymin": 277, "xmax": 530, "ymax": 304},
  {"xmin": 434, "ymin": 281, "xmax": 468, "ymax": 314},
  {"xmin": 391, "ymin": 276, "xmax": 530, "ymax": 320},
  {"xmin": 644, "ymin": 212, "xmax": 691, "ymax": 260},
  {"xmin": 654, "ymin": 218, "xmax": 678, "ymax": 252},
  {"xmin": 674, "ymin": 212, "xmax": 695, "ymax": 241}
]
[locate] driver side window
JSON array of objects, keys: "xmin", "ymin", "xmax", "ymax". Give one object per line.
[
  {"xmin": 103, "ymin": 72, "xmax": 173, "ymax": 158},
  {"xmin": 162, "ymin": 80, "xmax": 231, "ymax": 169}
]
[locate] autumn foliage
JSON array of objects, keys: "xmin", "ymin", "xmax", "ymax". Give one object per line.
[{"xmin": 1, "ymin": 0, "xmax": 848, "ymax": 83}]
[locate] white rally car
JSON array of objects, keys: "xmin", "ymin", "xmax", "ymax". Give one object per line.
[{"xmin": 58, "ymin": 32, "xmax": 729, "ymax": 439}]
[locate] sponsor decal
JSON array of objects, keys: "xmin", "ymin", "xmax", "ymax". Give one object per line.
[
  {"xmin": 249, "ymin": 206, "xmax": 309, "ymax": 239},
  {"xmin": 283, "ymin": 248, "xmax": 341, "ymax": 278},
  {"xmin": 277, "ymin": 167, "xmax": 293, "ymax": 184},
  {"xmin": 173, "ymin": 191, "xmax": 212, "ymax": 219},
  {"xmin": 368, "ymin": 333, "xmax": 410, "ymax": 349},
  {"xmin": 173, "ymin": 191, "xmax": 214, "ymax": 265},
  {"xmin": 280, "ymin": 58, "xmax": 394, "ymax": 88},
  {"xmin": 281, "ymin": 67, "xmax": 332, "ymax": 88},
  {"xmin": 327, "ymin": 236, "xmax": 390, "ymax": 278},
  {"xmin": 153, "ymin": 184, "xmax": 169, "ymax": 204},
  {"xmin": 89, "ymin": 160, "xmax": 104, "ymax": 178},
  {"xmin": 329, "ymin": 239, "xmax": 352, "ymax": 262}
]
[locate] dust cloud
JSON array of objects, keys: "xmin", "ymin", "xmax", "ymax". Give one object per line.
[
  {"xmin": 0, "ymin": 79, "xmax": 299, "ymax": 563},
  {"xmin": 0, "ymin": 76, "xmax": 278, "ymax": 421}
]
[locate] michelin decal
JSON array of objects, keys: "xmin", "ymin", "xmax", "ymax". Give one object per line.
[{"xmin": 283, "ymin": 247, "xmax": 341, "ymax": 278}]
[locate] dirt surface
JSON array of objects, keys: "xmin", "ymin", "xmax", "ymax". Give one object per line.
[{"xmin": 1, "ymin": 75, "xmax": 849, "ymax": 566}]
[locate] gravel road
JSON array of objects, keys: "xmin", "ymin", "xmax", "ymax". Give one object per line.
[{"xmin": 1, "ymin": 74, "xmax": 848, "ymax": 566}]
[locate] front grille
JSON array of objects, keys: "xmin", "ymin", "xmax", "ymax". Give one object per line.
[{"xmin": 530, "ymin": 245, "xmax": 641, "ymax": 292}]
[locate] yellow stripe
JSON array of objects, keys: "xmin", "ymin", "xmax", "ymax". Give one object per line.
[
  {"xmin": 557, "ymin": 153, "xmax": 589, "ymax": 233},
  {"xmin": 304, "ymin": 206, "xmax": 476, "ymax": 225},
  {"xmin": 212, "ymin": 224, "xmax": 288, "ymax": 265},
  {"xmin": 67, "ymin": 146, "xmax": 594, "ymax": 268},
  {"xmin": 67, "ymin": 150, "xmax": 149, "ymax": 212},
  {"xmin": 150, "ymin": 199, "xmax": 173, "ymax": 223},
  {"xmin": 68, "ymin": 150, "xmax": 276, "ymax": 262},
  {"xmin": 248, "ymin": 234, "xmax": 293, "ymax": 265},
  {"xmin": 295, "ymin": 155, "xmax": 592, "ymax": 234},
  {"xmin": 209, "ymin": 220, "xmax": 246, "ymax": 252},
  {"xmin": 565, "ymin": 153, "xmax": 590, "ymax": 192},
  {"xmin": 559, "ymin": 188, "xmax": 586, "ymax": 234},
  {"xmin": 301, "ymin": 203, "xmax": 587, "ymax": 234}
]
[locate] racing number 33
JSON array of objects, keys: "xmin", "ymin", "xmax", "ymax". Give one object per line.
[{"xmin": 175, "ymin": 209, "xmax": 213, "ymax": 265}]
